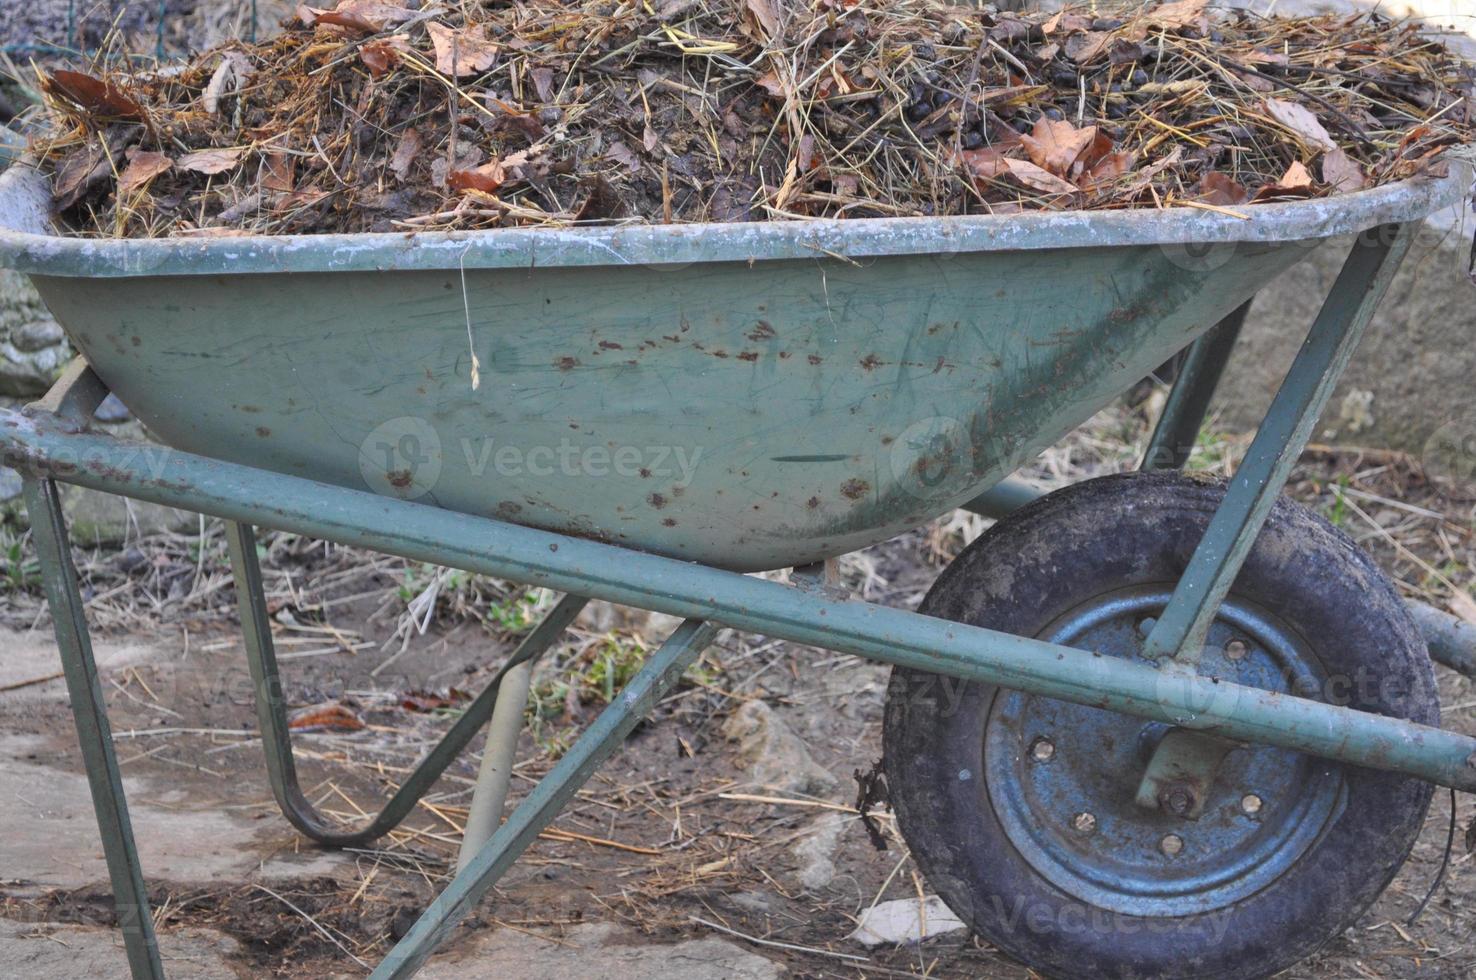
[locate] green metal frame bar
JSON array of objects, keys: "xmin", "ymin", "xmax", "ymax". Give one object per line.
[
  {"xmin": 21, "ymin": 476, "xmax": 164, "ymax": 980},
  {"xmin": 227, "ymin": 516, "xmax": 588, "ymax": 846},
  {"xmin": 6, "ymin": 406, "xmax": 1475, "ymax": 793},
  {"xmin": 1142, "ymin": 300, "xmax": 1251, "ymax": 472},
  {"xmin": 1142, "ymin": 224, "xmax": 1416, "ymax": 662},
  {"xmin": 375, "ymin": 619, "xmax": 718, "ymax": 978}
]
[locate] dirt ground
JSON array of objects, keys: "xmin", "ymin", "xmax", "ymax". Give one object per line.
[{"xmin": 1, "ymin": 401, "xmax": 1475, "ymax": 979}]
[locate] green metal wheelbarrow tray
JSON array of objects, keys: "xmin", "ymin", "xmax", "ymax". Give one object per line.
[{"xmin": 2, "ymin": 156, "xmax": 1476, "ymax": 979}]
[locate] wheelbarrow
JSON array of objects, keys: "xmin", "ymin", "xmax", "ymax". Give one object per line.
[{"xmin": 2, "ymin": 155, "xmax": 1475, "ymax": 980}]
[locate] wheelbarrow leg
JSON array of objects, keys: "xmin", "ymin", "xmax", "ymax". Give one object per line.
[
  {"xmin": 22, "ymin": 476, "xmax": 165, "ymax": 980},
  {"xmin": 372, "ymin": 619, "xmax": 720, "ymax": 979},
  {"xmin": 1143, "ymin": 223, "xmax": 1416, "ymax": 662},
  {"xmin": 455, "ymin": 655, "xmax": 534, "ymax": 872},
  {"xmin": 1141, "ymin": 299, "xmax": 1250, "ymax": 471},
  {"xmin": 225, "ymin": 519, "xmax": 588, "ymax": 846}
]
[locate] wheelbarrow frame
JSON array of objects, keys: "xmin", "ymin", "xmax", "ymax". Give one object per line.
[{"xmin": 6, "ymin": 186, "xmax": 1476, "ymax": 977}]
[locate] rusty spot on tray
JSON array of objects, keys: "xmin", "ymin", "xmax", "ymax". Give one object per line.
[
  {"xmin": 711, "ymin": 350, "xmax": 729, "ymax": 359},
  {"xmin": 747, "ymin": 320, "xmax": 776, "ymax": 341},
  {"xmin": 387, "ymin": 469, "xmax": 413, "ymax": 489},
  {"xmin": 860, "ymin": 354, "xmax": 883, "ymax": 371},
  {"xmin": 599, "ymin": 341, "xmax": 623, "ymax": 350},
  {"xmin": 639, "ymin": 467, "xmax": 651, "ymax": 478},
  {"xmin": 737, "ymin": 351, "xmax": 759, "ymax": 362},
  {"xmin": 840, "ymin": 478, "xmax": 869, "ymax": 500},
  {"xmin": 807, "ymin": 354, "xmax": 822, "ymax": 365},
  {"xmin": 130, "ymin": 335, "xmax": 141, "ymax": 347},
  {"xmin": 255, "ymin": 426, "xmax": 271, "ymax": 438},
  {"xmin": 807, "ymin": 496, "xmax": 821, "ymax": 508},
  {"xmin": 556, "ymin": 356, "xmax": 579, "ymax": 370},
  {"xmin": 496, "ymin": 501, "xmax": 523, "ymax": 517},
  {"xmin": 238, "ymin": 404, "xmax": 263, "ymax": 414},
  {"xmin": 648, "ymin": 492, "xmax": 667, "ymax": 508},
  {"xmin": 662, "ymin": 517, "xmax": 677, "ymax": 527}
]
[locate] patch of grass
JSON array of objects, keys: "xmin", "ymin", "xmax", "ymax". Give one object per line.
[{"xmin": 1, "ymin": 532, "xmax": 40, "ymax": 594}]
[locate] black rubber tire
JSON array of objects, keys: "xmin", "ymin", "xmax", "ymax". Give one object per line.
[{"xmin": 883, "ymin": 472, "xmax": 1438, "ymax": 980}]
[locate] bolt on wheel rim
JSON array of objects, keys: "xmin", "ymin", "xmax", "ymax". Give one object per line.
[{"xmin": 983, "ymin": 587, "xmax": 1344, "ymax": 916}]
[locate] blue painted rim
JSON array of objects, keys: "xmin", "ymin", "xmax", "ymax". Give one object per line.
[{"xmin": 984, "ymin": 587, "xmax": 1345, "ymax": 916}]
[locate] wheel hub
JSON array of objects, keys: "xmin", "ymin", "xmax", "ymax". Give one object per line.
[{"xmin": 983, "ymin": 587, "xmax": 1344, "ymax": 916}]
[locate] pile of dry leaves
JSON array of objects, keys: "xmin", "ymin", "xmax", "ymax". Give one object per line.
[{"xmin": 29, "ymin": 0, "xmax": 1476, "ymax": 237}]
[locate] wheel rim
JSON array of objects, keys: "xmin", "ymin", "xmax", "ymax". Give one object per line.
[{"xmin": 983, "ymin": 586, "xmax": 1345, "ymax": 916}]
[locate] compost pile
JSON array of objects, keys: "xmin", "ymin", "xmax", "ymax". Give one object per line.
[{"xmin": 31, "ymin": 0, "xmax": 1476, "ymax": 237}]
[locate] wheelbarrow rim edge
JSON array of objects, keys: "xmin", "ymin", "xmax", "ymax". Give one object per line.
[{"xmin": 0, "ymin": 153, "xmax": 1469, "ymax": 278}]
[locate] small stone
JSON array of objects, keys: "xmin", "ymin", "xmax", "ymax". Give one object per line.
[
  {"xmin": 11, "ymin": 319, "xmax": 65, "ymax": 353},
  {"xmin": 93, "ymin": 393, "xmax": 133, "ymax": 423},
  {"xmin": 850, "ymin": 896, "xmax": 966, "ymax": 947},
  {"xmin": 721, "ymin": 700, "xmax": 836, "ymax": 797},
  {"xmin": 791, "ymin": 813, "xmax": 846, "ymax": 891}
]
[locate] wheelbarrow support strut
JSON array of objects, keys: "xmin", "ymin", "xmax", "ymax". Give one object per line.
[{"xmin": 11, "ymin": 224, "xmax": 1476, "ymax": 980}]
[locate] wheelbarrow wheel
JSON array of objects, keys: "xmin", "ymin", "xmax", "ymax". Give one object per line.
[{"xmin": 883, "ymin": 472, "xmax": 1438, "ymax": 980}]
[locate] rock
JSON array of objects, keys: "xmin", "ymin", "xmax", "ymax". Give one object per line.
[
  {"xmin": 0, "ymin": 270, "xmax": 71, "ymax": 397},
  {"xmin": 791, "ymin": 812, "xmax": 847, "ymax": 891},
  {"xmin": 1212, "ymin": 199, "xmax": 1476, "ymax": 456},
  {"xmin": 10, "ymin": 319, "xmax": 64, "ymax": 353},
  {"xmin": 0, "ymin": 337, "xmax": 68, "ymax": 397},
  {"xmin": 721, "ymin": 700, "xmax": 837, "ymax": 797},
  {"xmin": 417, "ymin": 921, "xmax": 785, "ymax": 980},
  {"xmin": 93, "ymin": 392, "xmax": 133, "ymax": 423},
  {"xmin": 850, "ymin": 896, "xmax": 967, "ymax": 947}
]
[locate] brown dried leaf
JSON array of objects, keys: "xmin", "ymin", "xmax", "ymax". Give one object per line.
[
  {"xmin": 607, "ymin": 141, "xmax": 641, "ymax": 172},
  {"xmin": 427, "ymin": 22, "xmax": 499, "ymax": 77},
  {"xmin": 1264, "ymin": 98, "xmax": 1336, "ymax": 152},
  {"xmin": 262, "ymin": 152, "xmax": 295, "ymax": 193},
  {"xmin": 44, "ymin": 70, "xmax": 145, "ymax": 120},
  {"xmin": 178, "ymin": 146, "xmax": 246, "ymax": 175},
  {"xmin": 1320, "ymin": 148, "xmax": 1367, "ymax": 193},
  {"xmin": 1252, "ymin": 160, "xmax": 1317, "ymax": 201},
  {"xmin": 530, "ymin": 67, "xmax": 556, "ymax": 103},
  {"xmin": 1005, "ymin": 158, "xmax": 1079, "ymax": 196},
  {"xmin": 299, "ymin": 1, "xmax": 417, "ymax": 35},
  {"xmin": 389, "ymin": 127, "xmax": 422, "ymax": 181},
  {"xmin": 288, "ymin": 702, "xmax": 364, "ymax": 732},
  {"xmin": 117, "ymin": 149, "xmax": 172, "ymax": 196},
  {"xmin": 754, "ymin": 71, "xmax": 787, "ymax": 99},
  {"xmin": 1021, "ymin": 118, "xmax": 1097, "ymax": 177},
  {"xmin": 955, "ymin": 146, "xmax": 1009, "ymax": 183},
  {"xmin": 53, "ymin": 144, "xmax": 112, "ymax": 209},
  {"xmin": 1065, "ymin": 32, "xmax": 1115, "ymax": 65},
  {"xmin": 746, "ymin": 0, "xmax": 781, "ymax": 41},
  {"xmin": 1195, "ymin": 171, "xmax": 1249, "ymax": 205},
  {"xmin": 449, "ymin": 159, "xmax": 506, "ymax": 193},
  {"xmin": 1144, "ymin": 0, "xmax": 1208, "ymax": 31},
  {"xmin": 360, "ymin": 40, "xmax": 399, "ymax": 77},
  {"xmin": 1079, "ymin": 151, "xmax": 1136, "ymax": 194}
]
